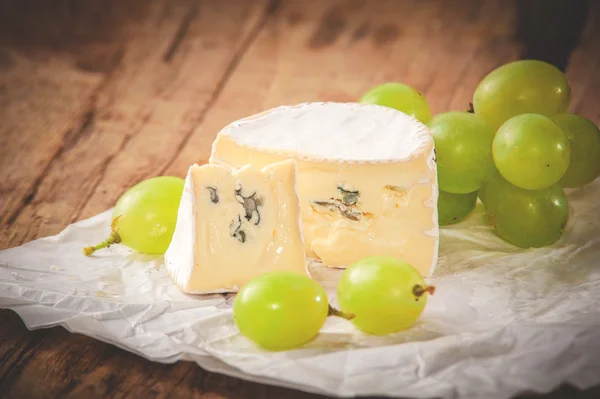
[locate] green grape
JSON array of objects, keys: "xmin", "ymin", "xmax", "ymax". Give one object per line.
[
  {"xmin": 493, "ymin": 114, "xmax": 570, "ymax": 190},
  {"xmin": 484, "ymin": 173, "xmax": 569, "ymax": 248},
  {"xmin": 429, "ymin": 111, "xmax": 495, "ymax": 193},
  {"xmin": 473, "ymin": 59, "xmax": 571, "ymax": 131},
  {"xmin": 551, "ymin": 114, "xmax": 600, "ymax": 188},
  {"xmin": 84, "ymin": 176, "xmax": 184, "ymax": 255},
  {"xmin": 337, "ymin": 256, "xmax": 434, "ymax": 335},
  {"xmin": 438, "ymin": 190, "xmax": 478, "ymax": 226},
  {"xmin": 359, "ymin": 82, "xmax": 432, "ymax": 124},
  {"xmin": 233, "ymin": 271, "xmax": 330, "ymax": 350},
  {"xmin": 478, "ymin": 165, "xmax": 506, "ymax": 207}
]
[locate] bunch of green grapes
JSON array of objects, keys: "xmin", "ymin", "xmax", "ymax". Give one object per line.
[
  {"xmin": 84, "ymin": 176, "xmax": 185, "ymax": 256},
  {"xmin": 233, "ymin": 258, "xmax": 435, "ymax": 350},
  {"xmin": 472, "ymin": 60, "xmax": 599, "ymax": 247},
  {"xmin": 360, "ymin": 60, "xmax": 600, "ymax": 245}
]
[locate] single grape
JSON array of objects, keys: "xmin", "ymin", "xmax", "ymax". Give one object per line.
[
  {"xmin": 84, "ymin": 176, "xmax": 184, "ymax": 255},
  {"xmin": 551, "ymin": 114, "xmax": 600, "ymax": 188},
  {"xmin": 493, "ymin": 114, "xmax": 570, "ymax": 190},
  {"xmin": 438, "ymin": 190, "xmax": 478, "ymax": 226},
  {"xmin": 484, "ymin": 173, "xmax": 569, "ymax": 248},
  {"xmin": 478, "ymin": 165, "xmax": 506, "ymax": 207},
  {"xmin": 429, "ymin": 111, "xmax": 495, "ymax": 193},
  {"xmin": 233, "ymin": 271, "xmax": 330, "ymax": 350},
  {"xmin": 337, "ymin": 256, "xmax": 434, "ymax": 335},
  {"xmin": 359, "ymin": 82, "xmax": 432, "ymax": 124},
  {"xmin": 473, "ymin": 59, "xmax": 571, "ymax": 131}
]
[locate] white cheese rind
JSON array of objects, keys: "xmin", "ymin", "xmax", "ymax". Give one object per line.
[
  {"xmin": 165, "ymin": 160, "xmax": 308, "ymax": 294},
  {"xmin": 209, "ymin": 102, "xmax": 439, "ymax": 276},
  {"xmin": 213, "ymin": 102, "xmax": 432, "ymax": 163},
  {"xmin": 164, "ymin": 167, "xmax": 197, "ymax": 291},
  {"xmin": 425, "ymin": 143, "xmax": 439, "ymax": 276}
]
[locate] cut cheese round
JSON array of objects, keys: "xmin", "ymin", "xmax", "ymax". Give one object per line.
[{"xmin": 210, "ymin": 102, "xmax": 439, "ymax": 276}]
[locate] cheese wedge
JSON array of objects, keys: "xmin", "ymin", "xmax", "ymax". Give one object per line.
[
  {"xmin": 165, "ymin": 160, "xmax": 308, "ymax": 293},
  {"xmin": 209, "ymin": 102, "xmax": 439, "ymax": 276}
]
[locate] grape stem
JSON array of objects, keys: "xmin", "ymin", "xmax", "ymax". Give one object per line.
[
  {"xmin": 83, "ymin": 217, "xmax": 122, "ymax": 256},
  {"xmin": 413, "ymin": 284, "xmax": 435, "ymax": 298},
  {"xmin": 328, "ymin": 304, "xmax": 355, "ymax": 320}
]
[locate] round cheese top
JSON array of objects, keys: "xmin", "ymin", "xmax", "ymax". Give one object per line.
[{"xmin": 217, "ymin": 102, "xmax": 433, "ymax": 163}]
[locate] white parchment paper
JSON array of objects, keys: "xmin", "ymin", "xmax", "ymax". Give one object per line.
[{"xmin": 1, "ymin": 181, "xmax": 600, "ymax": 399}]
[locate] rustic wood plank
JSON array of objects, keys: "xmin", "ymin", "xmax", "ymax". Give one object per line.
[
  {"xmin": 0, "ymin": 0, "xmax": 133, "ymax": 229},
  {"xmin": 164, "ymin": 0, "xmax": 521, "ymax": 177},
  {"xmin": 1, "ymin": 0, "xmax": 273, "ymax": 249},
  {"xmin": 0, "ymin": 0, "xmax": 143, "ymax": 242},
  {"xmin": 0, "ymin": 311, "xmax": 50, "ymax": 391}
]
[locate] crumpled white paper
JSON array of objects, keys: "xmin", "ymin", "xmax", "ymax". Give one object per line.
[{"xmin": 1, "ymin": 181, "xmax": 600, "ymax": 399}]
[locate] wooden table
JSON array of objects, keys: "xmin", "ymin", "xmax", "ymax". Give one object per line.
[{"xmin": 1, "ymin": 1, "xmax": 599, "ymax": 398}]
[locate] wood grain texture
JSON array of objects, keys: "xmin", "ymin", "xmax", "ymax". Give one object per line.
[
  {"xmin": 1, "ymin": 0, "xmax": 600, "ymax": 398},
  {"xmin": 1, "ymin": 0, "xmax": 272, "ymax": 249}
]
